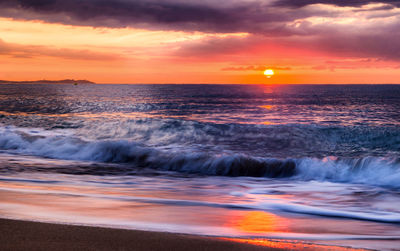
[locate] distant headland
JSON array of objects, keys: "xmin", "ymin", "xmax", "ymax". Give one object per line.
[{"xmin": 0, "ymin": 79, "xmax": 95, "ymax": 84}]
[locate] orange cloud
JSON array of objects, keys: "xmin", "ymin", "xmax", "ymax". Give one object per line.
[
  {"xmin": 222, "ymin": 66, "xmax": 292, "ymax": 71},
  {"xmin": 0, "ymin": 39, "xmax": 121, "ymax": 60}
]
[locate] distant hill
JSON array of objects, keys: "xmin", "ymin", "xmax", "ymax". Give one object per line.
[{"xmin": 0, "ymin": 79, "xmax": 95, "ymax": 84}]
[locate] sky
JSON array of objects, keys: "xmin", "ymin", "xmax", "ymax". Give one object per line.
[{"xmin": 0, "ymin": 0, "xmax": 400, "ymax": 84}]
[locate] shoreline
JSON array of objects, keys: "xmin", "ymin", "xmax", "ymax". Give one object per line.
[{"xmin": 0, "ymin": 218, "xmax": 366, "ymax": 251}]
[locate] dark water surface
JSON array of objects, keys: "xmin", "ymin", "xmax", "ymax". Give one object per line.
[{"xmin": 0, "ymin": 84, "xmax": 400, "ymax": 250}]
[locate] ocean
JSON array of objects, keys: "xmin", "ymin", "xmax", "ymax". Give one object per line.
[{"xmin": 0, "ymin": 84, "xmax": 400, "ymax": 249}]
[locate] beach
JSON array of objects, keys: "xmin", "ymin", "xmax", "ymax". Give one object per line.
[
  {"xmin": 0, "ymin": 218, "xmax": 285, "ymax": 251},
  {"xmin": 2, "ymin": 218, "xmax": 370, "ymax": 251}
]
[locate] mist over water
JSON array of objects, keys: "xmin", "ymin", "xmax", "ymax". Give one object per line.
[{"xmin": 1, "ymin": 84, "xmax": 400, "ymax": 250}]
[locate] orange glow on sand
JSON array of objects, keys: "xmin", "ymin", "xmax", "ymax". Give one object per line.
[
  {"xmin": 221, "ymin": 238, "xmax": 365, "ymax": 251},
  {"xmin": 223, "ymin": 211, "xmax": 364, "ymax": 250}
]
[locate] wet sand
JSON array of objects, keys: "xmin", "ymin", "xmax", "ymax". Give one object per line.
[{"xmin": 0, "ymin": 218, "xmax": 284, "ymax": 251}]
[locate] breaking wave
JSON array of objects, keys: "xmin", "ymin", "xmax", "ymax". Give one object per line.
[
  {"xmin": 1, "ymin": 125, "xmax": 400, "ymax": 188},
  {"xmin": 73, "ymin": 118, "xmax": 400, "ymax": 158}
]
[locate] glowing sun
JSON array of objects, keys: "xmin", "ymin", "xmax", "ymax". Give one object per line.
[{"xmin": 264, "ymin": 69, "xmax": 274, "ymax": 78}]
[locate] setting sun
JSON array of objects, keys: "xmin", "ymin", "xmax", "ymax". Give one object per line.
[{"xmin": 264, "ymin": 69, "xmax": 275, "ymax": 78}]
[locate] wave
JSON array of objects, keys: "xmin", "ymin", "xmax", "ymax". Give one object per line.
[
  {"xmin": 2, "ymin": 116, "xmax": 400, "ymax": 158},
  {"xmin": 73, "ymin": 118, "xmax": 400, "ymax": 158},
  {"xmin": 1, "ymin": 126, "xmax": 400, "ymax": 188}
]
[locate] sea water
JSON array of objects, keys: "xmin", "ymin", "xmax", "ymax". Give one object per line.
[{"xmin": 0, "ymin": 84, "xmax": 400, "ymax": 250}]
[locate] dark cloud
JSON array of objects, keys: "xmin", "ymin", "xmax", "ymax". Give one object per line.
[
  {"xmin": 0, "ymin": 0, "xmax": 249, "ymax": 32},
  {"xmin": 0, "ymin": 0, "xmax": 397, "ymax": 33},
  {"xmin": 0, "ymin": 0, "xmax": 335, "ymax": 34},
  {"xmin": 16, "ymin": 0, "xmax": 227, "ymax": 23},
  {"xmin": 274, "ymin": 0, "xmax": 399, "ymax": 8}
]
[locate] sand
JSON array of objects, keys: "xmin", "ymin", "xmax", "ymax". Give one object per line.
[{"xmin": 0, "ymin": 218, "xmax": 284, "ymax": 251}]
